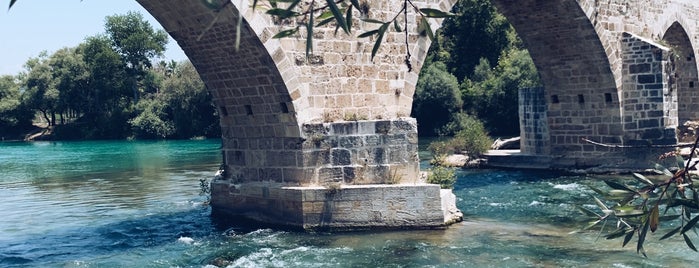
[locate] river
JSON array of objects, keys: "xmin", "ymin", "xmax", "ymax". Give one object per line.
[{"xmin": 0, "ymin": 140, "xmax": 696, "ymax": 267}]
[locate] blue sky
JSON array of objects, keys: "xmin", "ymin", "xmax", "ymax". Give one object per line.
[{"xmin": 0, "ymin": 0, "xmax": 187, "ymax": 75}]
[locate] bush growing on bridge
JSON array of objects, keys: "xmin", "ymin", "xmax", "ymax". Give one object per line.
[{"xmin": 427, "ymin": 166, "xmax": 456, "ymax": 189}]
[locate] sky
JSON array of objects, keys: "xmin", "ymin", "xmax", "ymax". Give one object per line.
[{"xmin": 0, "ymin": 0, "xmax": 187, "ymax": 76}]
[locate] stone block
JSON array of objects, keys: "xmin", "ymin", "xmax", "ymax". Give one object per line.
[{"xmin": 331, "ymin": 149, "xmax": 352, "ymax": 165}]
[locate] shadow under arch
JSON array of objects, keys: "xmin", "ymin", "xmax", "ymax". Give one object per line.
[{"xmin": 663, "ymin": 21, "xmax": 699, "ymax": 126}]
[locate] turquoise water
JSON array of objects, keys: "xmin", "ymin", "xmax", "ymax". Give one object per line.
[{"xmin": 0, "ymin": 140, "xmax": 696, "ymax": 267}]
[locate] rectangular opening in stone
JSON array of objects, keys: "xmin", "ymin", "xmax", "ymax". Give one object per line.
[
  {"xmin": 605, "ymin": 93, "xmax": 613, "ymax": 103},
  {"xmin": 280, "ymin": 102, "xmax": 289, "ymax": 113},
  {"xmin": 690, "ymin": 81, "xmax": 695, "ymax": 88},
  {"xmin": 245, "ymin": 105, "xmax": 253, "ymax": 115},
  {"xmin": 578, "ymin": 94, "xmax": 585, "ymax": 104},
  {"xmin": 551, "ymin": 95, "xmax": 559, "ymax": 104},
  {"xmin": 220, "ymin": 106, "xmax": 229, "ymax": 116}
]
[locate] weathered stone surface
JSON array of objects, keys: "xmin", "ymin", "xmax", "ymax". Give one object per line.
[{"xmin": 210, "ymin": 182, "xmax": 462, "ymax": 231}]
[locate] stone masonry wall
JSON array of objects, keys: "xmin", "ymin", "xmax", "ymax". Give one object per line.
[
  {"xmin": 518, "ymin": 87, "xmax": 550, "ymax": 155},
  {"xmin": 222, "ymin": 118, "xmax": 419, "ymax": 185},
  {"xmin": 621, "ymin": 33, "xmax": 678, "ymax": 146},
  {"xmin": 210, "ymin": 183, "xmax": 450, "ymax": 230},
  {"xmin": 299, "ymin": 119, "xmax": 419, "ymax": 186}
]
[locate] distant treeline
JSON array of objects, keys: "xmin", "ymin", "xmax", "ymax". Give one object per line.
[{"xmin": 0, "ymin": 12, "xmax": 219, "ymax": 140}]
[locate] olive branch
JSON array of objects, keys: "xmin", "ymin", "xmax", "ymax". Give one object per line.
[{"xmin": 577, "ymin": 135, "xmax": 699, "ymax": 256}]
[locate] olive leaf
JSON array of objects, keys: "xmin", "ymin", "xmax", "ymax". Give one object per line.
[
  {"xmin": 266, "ymin": 8, "xmax": 298, "ymax": 18},
  {"xmin": 418, "ymin": 17, "xmax": 434, "ymax": 41},
  {"xmin": 326, "ymin": 0, "xmax": 349, "ymax": 34},
  {"xmin": 684, "ymin": 233, "xmax": 697, "ymax": 251},
  {"xmin": 604, "ymin": 180, "xmax": 636, "ymax": 193},
  {"xmin": 394, "ymin": 19, "xmax": 402, "ymax": 32},
  {"xmin": 370, "ymin": 23, "xmax": 389, "ymax": 61},
  {"xmin": 273, "ymin": 28, "xmax": 299, "ymax": 38},
  {"xmin": 681, "ymin": 215, "xmax": 699, "ymax": 234},
  {"xmin": 660, "ymin": 226, "xmax": 682, "ymax": 240},
  {"xmin": 345, "ymin": 5, "xmax": 353, "ymax": 32},
  {"xmin": 419, "ymin": 8, "xmax": 454, "ymax": 18},
  {"xmin": 632, "ymin": 173, "xmax": 654, "ymax": 186}
]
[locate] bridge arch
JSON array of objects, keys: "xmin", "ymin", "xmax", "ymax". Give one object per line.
[
  {"xmin": 489, "ymin": 0, "xmax": 620, "ymax": 158},
  {"xmin": 662, "ymin": 21, "xmax": 699, "ymax": 125}
]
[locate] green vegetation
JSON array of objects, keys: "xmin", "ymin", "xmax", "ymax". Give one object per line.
[
  {"xmin": 0, "ymin": 12, "xmax": 219, "ymax": 140},
  {"xmin": 416, "ymin": 0, "xmax": 541, "ymax": 138},
  {"xmin": 578, "ymin": 143, "xmax": 699, "ymax": 256},
  {"xmin": 412, "ymin": 0, "xmax": 540, "ymax": 161},
  {"xmin": 427, "ymin": 166, "xmax": 456, "ymax": 189}
]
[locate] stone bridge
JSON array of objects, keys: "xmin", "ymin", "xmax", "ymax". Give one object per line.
[{"xmin": 136, "ymin": 0, "xmax": 699, "ymax": 229}]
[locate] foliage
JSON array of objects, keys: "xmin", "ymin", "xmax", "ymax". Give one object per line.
[
  {"xmin": 428, "ymin": 113, "xmax": 491, "ymax": 164},
  {"xmin": 22, "ymin": 52, "xmax": 60, "ymax": 126},
  {"xmin": 0, "ymin": 75, "xmax": 33, "ymax": 137},
  {"xmin": 447, "ymin": 113, "xmax": 492, "ymax": 158},
  {"xmin": 412, "ymin": 62, "xmax": 462, "ymax": 136},
  {"xmin": 427, "ymin": 166, "xmax": 456, "ymax": 189},
  {"xmin": 432, "ymin": 0, "xmax": 513, "ymax": 81},
  {"xmin": 415, "ymin": 0, "xmax": 540, "ymax": 136},
  {"xmin": 130, "ymin": 97, "xmax": 174, "ymax": 139},
  {"xmin": 578, "ymin": 140, "xmax": 699, "ymax": 256},
  {"xmin": 105, "ymin": 11, "xmax": 168, "ymax": 101},
  {"xmin": 461, "ymin": 48, "xmax": 541, "ymax": 135}
]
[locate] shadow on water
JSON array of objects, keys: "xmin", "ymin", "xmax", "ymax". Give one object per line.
[{"xmin": 0, "ymin": 207, "xmax": 218, "ymax": 267}]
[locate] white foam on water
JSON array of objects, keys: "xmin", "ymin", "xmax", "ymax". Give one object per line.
[
  {"xmin": 177, "ymin": 236, "xmax": 194, "ymax": 245},
  {"xmin": 528, "ymin": 201, "xmax": 544, "ymax": 206},
  {"xmin": 550, "ymin": 182, "xmax": 582, "ymax": 191}
]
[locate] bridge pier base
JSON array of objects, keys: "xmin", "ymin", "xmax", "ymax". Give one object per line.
[{"xmin": 210, "ymin": 182, "xmax": 462, "ymax": 231}]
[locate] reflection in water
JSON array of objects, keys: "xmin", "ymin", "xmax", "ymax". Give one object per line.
[{"xmin": 0, "ymin": 140, "xmax": 696, "ymax": 267}]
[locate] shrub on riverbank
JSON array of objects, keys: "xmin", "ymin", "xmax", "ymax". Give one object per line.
[{"xmin": 428, "ymin": 114, "xmax": 492, "ymax": 165}]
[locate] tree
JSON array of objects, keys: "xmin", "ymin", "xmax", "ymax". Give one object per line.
[
  {"xmin": 77, "ymin": 35, "xmax": 132, "ymax": 139},
  {"xmin": 160, "ymin": 61, "xmax": 219, "ymax": 138},
  {"xmin": 104, "ymin": 11, "xmax": 168, "ymax": 101},
  {"xmin": 434, "ymin": 0, "xmax": 513, "ymax": 81},
  {"xmin": 411, "ymin": 62, "xmax": 462, "ymax": 136},
  {"xmin": 48, "ymin": 47, "xmax": 90, "ymax": 124},
  {"xmin": 461, "ymin": 48, "xmax": 540, "ymax": 136},
  {"xmin": 22, "ymin": 52, "xmax": 60, "ymax": 126},
  {"xmin": 0, "ymin": 75, "xmax": 33, "ymax": 137}
]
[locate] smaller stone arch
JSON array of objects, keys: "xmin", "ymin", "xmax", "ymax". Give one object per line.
[{"xmin": 662, "ymin": 21, "xmax": 699, "ymax": 126}]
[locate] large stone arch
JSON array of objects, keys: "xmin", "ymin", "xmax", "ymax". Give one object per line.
[
  {"xmin": 489, "ymin": 0, "xmax": 621, "ymax": 162},
  {"xmin": 662, "ymin": 22, "xmax": 699, "ymax": 126}
]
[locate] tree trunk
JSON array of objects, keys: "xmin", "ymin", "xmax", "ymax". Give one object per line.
[{"xmin": 41, "ymin": 110, "xmax": 50, "ymax": 126}]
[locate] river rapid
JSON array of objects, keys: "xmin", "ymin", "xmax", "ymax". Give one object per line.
[{"xmin": 0, "ymin": 140, "xmax": 696, "ymax": 267}]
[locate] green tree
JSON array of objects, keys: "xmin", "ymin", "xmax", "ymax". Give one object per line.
[
  {"xmin": 434, "ymin": 0, "xmax": 513, "ymax": 81},
  {"xmin": 160, "ymin": 61, "xmax": 219, "ymax": 138},
  {"xmin": 77, "ymin": 35, "xmax": 132, "ymax": 139},
  {"xmin": 104, "ymin": 11, "xmax": 168, "ymax": 101},
  {"xmin": 22, "ymin": 52, "xmax": 60, "ymax": 126},
  {"xmin": 412, "ymin": 62, "xmax": 462, "ymax": 136},
  {"xmin": 0, "ymin": 75, "xmax": 33, "ymax": 138},
  {"xmin": 48, "ymin": 47, "xmax": 90, "ymax": 124},
  {"xmin": 462, "ymin": 48, "xmax": 540, "ymax": 135},
  {"xmin": 130, "ymin": 97, "xmax": 174, "ymax": 139}
]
